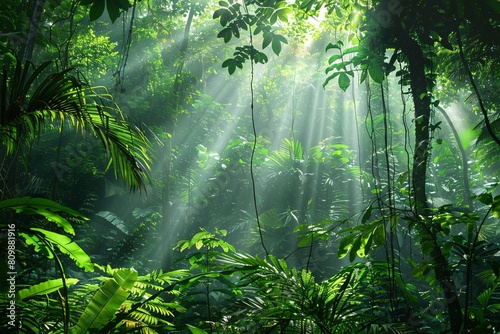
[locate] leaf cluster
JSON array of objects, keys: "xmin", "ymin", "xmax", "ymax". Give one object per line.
[
  {"xmin": 214, "ymin": 0, "xmax": 292, "ymax": 74},
  {"xmin": 79, "ymin": 0, "xmax": 132, "ymax": 23},
  {"xmin": 0, "ymin": 60, "xmax": 153, "ymax": 191},
  {"xmin": 216, "ymin": 252, "xmax": 378, "ymax": 333}
]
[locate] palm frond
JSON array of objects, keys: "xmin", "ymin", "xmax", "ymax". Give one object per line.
[
  {"xmin": 266, "ymin": 138, "xmax": 304, "ymax": 173},
  {"xmin": 0, "ymin": 59, "xmax": 153, "ymax": 191}
]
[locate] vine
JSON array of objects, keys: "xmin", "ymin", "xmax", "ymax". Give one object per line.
[
  {"xmin": 243, "ymin": 1, "xmax": 269, "ymax": 257},
  {"xmin": 114, "ymin": 0, "xmax": 137, "ymax": 93},
  {"xmin": 456, "ymin": 29, "xmax": 500, "ymax": 146}
]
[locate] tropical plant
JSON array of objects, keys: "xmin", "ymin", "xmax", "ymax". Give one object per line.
[
  {"xmin": 207, "ymin": 0, "xmax": 500, "ymax": 331},
  {"xmin": 0, "ymin": 196, "xmax": 94, "ymax": 333},
  {"xmin": 0, "ymin": 196, "xmax": 202, "ymax": 334},
  {"xmin": 215, "ymin": 252, "xmax": 419, "ymax": 333},
  {"xmin": 0, "ymin": 59, "xmax": 152, "ymax": 193},
  {"xmin": 2, "ymin": 0, "xmax": 500, "ymax": 333},
  {"xmin": 6, "ymin": 264, "xmax": 194, "ymax": 334},
  {"xmin": 173, "ymin": 228, "xmax": 238, "ymax": 331},
  {"xmin": 71, "ymin": 265, "xmax": 191, "ymax": 334}
]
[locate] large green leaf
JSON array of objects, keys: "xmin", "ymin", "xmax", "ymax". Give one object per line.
[
  {"xmin": 338, "ymin": 72, "xmax": 351, "ymax": 91},
  {"xmin": 271, "ymin": 34, "xmax": 287, "ymax": 56},
  {"xmin": 19, "ymin": 232, "xmax": 51, "ymax": 258},
  {"xmin": 337, "ymin": 218, "xmax": 387, "ymax": 261},
  {"xmin": 89, "ymin": 0, "xmax": 105, "ymax": 21},
  {"xmin": 30, "ymin": 228, "xmax": 94, "ymax": 272},
  {"xmin": 368, "ymin": 65, "xmax": 384, "ymax": 84},
  {"xmin": 73, "ymin": 269, "xmax": 138, "ymax": 334},
  {"xmin": 0, "ymin": 197, "xmax": 86, "ymax": 235},
  {"xmin": 81, "ymin": 0, "xmax": 131, "ymax": 22},
  {"xmin": 18, "ymin": 278, "xmax": 79, "ymax": 300},
  {"xmin": 95, "ymin": 210, "xmax": 129, "ymax": 235}
]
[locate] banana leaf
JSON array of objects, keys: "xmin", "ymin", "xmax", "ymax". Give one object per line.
[
  {"xmin": 72, "ymin": 268, "xmax": 138, "ymax": 334},
  {"xmin": 30, "ymin": 228, "xmax": 94, "ymax": 272},
  {"xmin": 18, "ymin": 278, "xmax": 79, "ymax": 300},
  {"xmin": 0, "ymin": 196, "xmax": 86, "ymax": 234}
]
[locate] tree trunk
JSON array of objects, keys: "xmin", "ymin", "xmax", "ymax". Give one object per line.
[
  {"xmin": 403, "ymin": 41, "xmax": 431, "ymax": 212},
  {"xmin": 172, "ymin": 5, "xmax": 195, "ymax": 112},
  {"xmin": 22, "ymin": 0, "xmax": 46, "ymax": 63},
  {"xmin": 396, "ymin": 29, "xmax": 463, "ymax": 334}
]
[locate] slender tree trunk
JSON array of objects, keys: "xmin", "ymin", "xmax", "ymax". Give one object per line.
[
  {"xmin": 61, "ymin": 2, "xmax": 79, "ymax": 70},
  {"xmin": 172, "ymin": 5, "xmax": 195, "ymax": 112},
  {"xmin": 396, "ymin": 29, "xmax": 463, "ymax": 334},
  {"xmin": 403, "ymin": 42, "xmax": 431, "ymax": 213},
  {"xmin": 23, "ymin": 0, "xmax": 46, "ymax": 63}
]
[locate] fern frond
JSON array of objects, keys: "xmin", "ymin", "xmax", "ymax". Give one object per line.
[
  {"xmin": 121, "ymin": 319, "xmax": 158, "ymax": 334},
  {"xmin": 142, "ymin": 299, "xmax": 186, "ymax": 316},
  {"xmin": 132, "ymin": 281, "xmax": 164, "ymax": 293},
  {"xmin": 127, "ymin": 307, "xmax": 173, "ymax": 326}
]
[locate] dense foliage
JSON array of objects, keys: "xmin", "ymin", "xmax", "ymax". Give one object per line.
[{"xmin": 1, "ymin": 0, "xmax": 499, "ymax": 333}]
